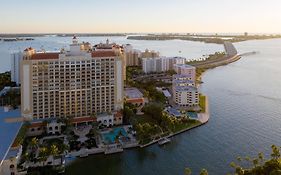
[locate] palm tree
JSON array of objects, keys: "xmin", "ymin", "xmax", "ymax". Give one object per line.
[
  {"xmin": 271, "ymin": 145, "xmax": 280, "ymax": 160},
  {"xmin": 252, "ymin": 158, "xmax": 259, "ymax": 168},
  {"xmin": 30, "ymin": 137, "xmax": 39, "ymax": 150},
  {"xmin": 38, "ymin": 147, "xmax": 49, "ymax": 166},
  {"xmin": 258, "ymin": 152, "xmax": 264, "ymax": 163},
  {"xmin": 50, "ymin": 144, "xmax": 59, "ymax": 157}
]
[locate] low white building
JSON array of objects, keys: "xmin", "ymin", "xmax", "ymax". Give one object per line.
[
  {"xmin": 47, "ymin": 120, "xmax": 64, "ymax": 135},
  {"xmin": 97, "ymin": 113, "xmax": 114, "ymax": 127},
  {"xmin": 0, "ymin": 146, "xmax": 23, "ymax": 175}
]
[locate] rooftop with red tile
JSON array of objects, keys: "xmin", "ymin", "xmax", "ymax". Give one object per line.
[
  {"xmin": 30, "ymin": 52, "xmax": 60, "ymax": 60},
  {"xmin": 91, "ymin": 50, "xmax": 117, "ymax": 58}
]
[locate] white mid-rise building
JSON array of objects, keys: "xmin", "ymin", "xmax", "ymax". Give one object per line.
[
  {"xmin": 21, "ymin": 37, "xmax": 124, "ymax": 120},
  {"xmin": 173, "ymin": 64, "xmax": 196, "ymax": 81},
  {"xmin": 173, "ymin": 86, "xmax": 199, "ymax": 107},
  {"xmin": 172, "ymin": 67, "xmax": 199, "ymax": 107},
  {"xmin": 11, "ymin": 52, "xmax": 24, "ymax": 85},
  {"xmin": 142, "ymin": 57, "xmax": 185, "ymax": 73}
]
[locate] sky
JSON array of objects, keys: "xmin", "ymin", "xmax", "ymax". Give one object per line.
[{"xmin": 0, "ymin": 0, "xmax": 281, "ymax": 34}]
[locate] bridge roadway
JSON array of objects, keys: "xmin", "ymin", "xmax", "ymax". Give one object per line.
[{"xmin": 189, "ymin": 42, "xmax": 241, "ymax": 69}]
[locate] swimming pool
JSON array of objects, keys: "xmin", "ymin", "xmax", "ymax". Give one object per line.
[
  {"xmin": 102, "ymin": 127, "xmax": 128, "ymax": 144},
  {"xmin": 187, "ymin": 112, "xmax": 198, "ymax": 119}
]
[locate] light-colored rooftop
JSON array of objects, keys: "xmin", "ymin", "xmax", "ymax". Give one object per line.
[
  {"xmin": 125, "ymin": 88, "xmax": 143, "ymax": 99},
  {"xmin": 163, "ymin": 90, "xmax": 171, "ymax": 98},
  {"xmin": 175, "ymin": 86, "xmax": 198, "ymax": 92}
]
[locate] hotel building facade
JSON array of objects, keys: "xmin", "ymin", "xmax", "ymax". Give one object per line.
[{"xmin": 21, "ymin": 37, "xmax": 124, "ymax": 121}]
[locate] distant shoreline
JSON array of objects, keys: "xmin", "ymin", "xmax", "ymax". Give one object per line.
[
  {"xmin": 127, "ymin": 34, "xmax": 281, "ymax": 44},
  {"xmin": 0, "ymin": 33, "xmax": 130, "ymax": 38}
]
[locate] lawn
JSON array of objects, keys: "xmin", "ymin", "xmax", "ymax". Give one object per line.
[
  {"xmin": 199, "ymin": 94, "xmax": 206, "ymax": 113},
  {"xmin": 173, "ymin": 119, "xmax": 202, "ymax": 133}
]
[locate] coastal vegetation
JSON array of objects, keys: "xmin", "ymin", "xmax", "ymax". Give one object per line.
[
  {"xmin": 19, "ymin": 136, "xmax": 68, "ymax": 174},
  {"xmin": 127, "ymin": 34, "xmax": 281, "ymax": 44},
  {"xmin": 187, "ymin": 52, "xmax": 226, "ymax": 65},
  {"xmin": 199, "ymin": 95, "xmax": 206, "ymax": 113},
  {"xmin": 130, "ymin": 103, "xmax": 201, "ymax": 145},
  {"xmin": 12, "ymin": 122, "xmax": 29, "ymax": 147},
  {"xmin": 0, "ymin": 71, "xmax": 16, "ymax": 91},
  {"xmin": 0, "ymin": 71, "xmax": 20, "ymax": 107},
  {"xmin": 185, "ymin": 145, "xmax": 281, "ymax": 175}
]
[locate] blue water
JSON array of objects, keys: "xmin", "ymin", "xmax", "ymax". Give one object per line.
[
  {"xmin": 187, "ymin": 112, "xmax": 198, "ymax": 120},
  {"xmin": 102, "ymin": 127, "xmax": 128, "ymax": 144},
  {"xmin": 0, "ymin": 36, "xmax": 223, "ymax": 73},
  {"xmin": 1, "ymin": 36, "xmax": 281, "ymax": 174},
  {"xmin": 66, "ymin": 39, "xmax": 281, "ymax": 175}
]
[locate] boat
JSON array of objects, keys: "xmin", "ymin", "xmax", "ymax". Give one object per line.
[{"xmin": 158, "ymin": 137, "xmax": 171, "ymax": 146}]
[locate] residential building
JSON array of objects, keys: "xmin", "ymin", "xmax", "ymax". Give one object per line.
[
  {"xmin": 97, "ymin": 113, "xmax": 114, "ymax": 127},
  {"xmin": 21, "ymin": 37, "xmax": 124, "ymax": 122},
  {"xmin": 173, "ymin": 85, "xmax": 199, "ymax": 107},
  {"xmin": 140, "ymin": 49, "xmax": 159, "ymax": 58},
  {"xmin": 172, "ymin": 68, "xmax": 199, "ymax": 107},
  {"xmin": 11, "ymin": 52, "xmax": 24, "ymax": 85},
  {"xmin": 123, "ymin": 44, "xmax": 141, "ymax": 66},
  {"xmin": 173, "ymin": 64, "xmax": 196, "ymax": 81},
  {"xmin": 142, "ymin": 56, "xmax": 185, "ymax": 73},
  {"xmin": 125, "ymin": 88, "xmax": 146, "ymax": 114},
  {"xmin": 125, "ymin": 88, "xmax": 145, "ymax": 106},
  {"xmin": 172, "ymin": 74, "xmax": 196, "ymax": 86}
]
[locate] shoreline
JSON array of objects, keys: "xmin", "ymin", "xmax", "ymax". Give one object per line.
[
  {"xmin": 127, "ymin": 34, "xmax": 281, "ymax": 44},
  {"xmin": 140, "ymin": 97, "xmax": 209, "ymax": 148}
]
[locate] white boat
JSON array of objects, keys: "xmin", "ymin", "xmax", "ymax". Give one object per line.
[{"xmin": 158, "ymin": 137, "xmax": 171, "ymax": 146}]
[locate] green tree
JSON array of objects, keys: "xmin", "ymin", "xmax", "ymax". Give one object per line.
[
  {"xmin": 49, "ymin": 144, "xmax": 59, "ymax": 157},
  {"xmin": 38, "ymin": 147, "xmax": 49, "ymax": 166},
  {"xmin": 142, "ymin": 103, "xmax": 163, "ymax": 124},
  {"xmin": 30, "ymin": 137, "xmax": 39, "ymax": 150}
]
